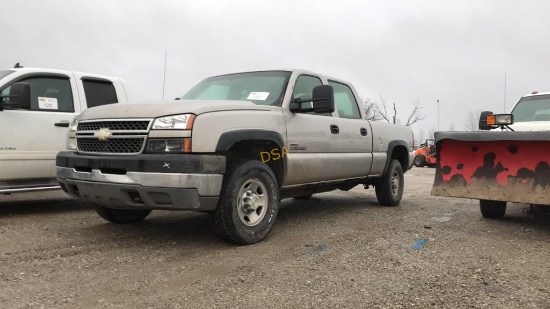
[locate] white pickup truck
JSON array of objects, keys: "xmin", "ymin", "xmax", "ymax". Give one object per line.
[
  {"xmin": 56, "ymin": 69, "xmax": 415, "ymax": 244},
  {"xmin": 0, "ymin": 65, "xmax": 129, "ymax": 194}
]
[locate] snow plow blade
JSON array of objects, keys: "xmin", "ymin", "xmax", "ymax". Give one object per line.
[{"xmin": 431, "ymin": 131, "xmax": 550, "ymax": 205}]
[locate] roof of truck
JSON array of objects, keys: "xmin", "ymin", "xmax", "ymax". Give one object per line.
[
  {"xmin": 5, "ymin": 67, "xmax": 121, "ymax": 81},
  {"xmin": 522, "ymin": 91, "xmax": 550, "ymax": 98},
  {"xmin": 207, "ymin": 69, "xmax": 354, "ymax": 87}
]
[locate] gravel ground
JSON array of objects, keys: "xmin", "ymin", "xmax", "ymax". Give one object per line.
[{"xmin": 0, "ymin": 168, "xmax": 549, "ymax": 309}]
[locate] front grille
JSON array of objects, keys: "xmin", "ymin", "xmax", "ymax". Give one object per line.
[
  {"xmin": 77, "ymin": 138, "xmax": 145, "ymax": 154},
  {"xmin": 78, "ymin": 120, "xmax": 150, "ymax": 131},
  {"xmin": 76, "ymin": 119, "xmax": 152, "ymax": 154}
]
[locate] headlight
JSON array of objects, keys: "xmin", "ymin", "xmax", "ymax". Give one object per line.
[
  {"xmin": 152, "ymin": 114, "xmax": 195, "ymax": 130},
  {"xmin": 146, "ymin": 138, "xmax": 191, "ymax": 153}
]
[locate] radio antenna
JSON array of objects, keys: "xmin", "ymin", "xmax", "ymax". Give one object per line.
[{"xmin": 162, "ymin": 50, "xmax": 168, "ymax": 100}]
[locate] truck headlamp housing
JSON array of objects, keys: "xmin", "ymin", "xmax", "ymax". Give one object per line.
[
  {"xmin": 152, "ymin": 114, "xmax": 195, "ymax": 130},
  {"xmin": 145, "ymin": 138, "xmax": 192, "ymax": 153},
  {"xmin": 487, "ymin": 114, "xmax": 513, "ymax": 126}
]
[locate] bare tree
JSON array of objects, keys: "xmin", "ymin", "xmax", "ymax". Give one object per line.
[
  {"xmin": 371, "ymin": 96, "xmax": 425, "ymax": 126},
  {"xmin": 404, "ymin": 100, "xmax": 425, "ymax": 126},
  {"xmin": 465, "ymin": 109, "xmax": 482, "ymax": 131},
  {"xmin": 373, "ymin": 96, "xmax": 391, "ymax": 123},
  {"xmin": 362, "ymin": 98, "xmax": 385, "ymax": 121}
]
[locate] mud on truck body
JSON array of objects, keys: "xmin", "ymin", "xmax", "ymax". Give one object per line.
[
  {"xmin": 56, "ymin": 69, "xmax": 414, "ymax": 244},
  {"xmin": 432, "ymin": 91, "xmax": 550, "ymax": 218}
]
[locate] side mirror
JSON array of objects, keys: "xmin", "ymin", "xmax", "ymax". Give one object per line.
[
  {"xmin": 289, "ymin": 85, "xmax": 335, "ymax": 114},
  {"xmin": 0, "ymin": 82, "xmax": 31, "ymax": 111},
  {"xmin": 478, "ymin": 111, "xmax": 494, "ymax": 130},
  {"xmin": 311, "ymin": 85, "xmax": 335, "ymax": 113}
]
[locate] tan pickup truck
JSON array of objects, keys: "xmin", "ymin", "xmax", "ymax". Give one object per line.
[{"xmin": 56, "ymin": 69, "xmax": 414, "ymax": 244}]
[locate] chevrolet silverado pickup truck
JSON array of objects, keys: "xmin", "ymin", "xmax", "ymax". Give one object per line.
[
  {"xmin": 56, "ymin": 69, "xmax": 414, "ymax": 244},
  {"xmin": 0, "ymin": 64, "xmax": 129, "ymax": 194}
]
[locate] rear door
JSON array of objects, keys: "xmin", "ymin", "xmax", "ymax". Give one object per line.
[
  {"xmin": 0, "ymin": 73, "xmax": 80, "ymax": 185},
  {"xmin": 328, "ymin": 80, "xmax": 373, "ymax": 178},
  {"xmin": 73, "ymin": 75, "xmax": 121, "ymax": 111}
]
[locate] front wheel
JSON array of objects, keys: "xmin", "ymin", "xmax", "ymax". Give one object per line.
[
  {"xmin": 414, "ymin": 155, "xmax": 426, "ymax": 167},
  {"xmin": 210, "ymin": 160, "xmax": 279, "ymax": 245},
  {"xmin": 375, "ymin": 159, "xmax": 404, "ymax": 206},
  {"xmin": 480, "ymin": 200, "xmax": 506, "ymax": 218},
  {"xmin": 95, "ymin": 205, "xmax": 151, "ymax": 224}
]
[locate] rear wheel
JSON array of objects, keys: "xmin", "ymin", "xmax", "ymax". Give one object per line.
[
  {"xmin": 480, "ymin": 200, "xmax": 506, "ymax": 219},
  {"xmin": 375, "ymin": 159, "xmax": 404, "ymax": 206},
  {"xmin": 414, "ymin": 155, "xmax": 426, "ymax": 167},
  {"xmin": 210, "ymin": 160, "xmax": 279, "ymax": 245},
  {"xmin": 95, "ymin": 205, "xmax": 151, "ymax": 224}
]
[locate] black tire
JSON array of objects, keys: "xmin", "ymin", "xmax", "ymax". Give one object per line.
[
  {"xmin": 375, "ymin": 159, "xmax": 404, "ymax": 206},
  {"xmin": 480, "ymin": 200, "xmax": 506, "ymax": 219},
  {"xmin": 413, "ymin": 155, "xmax": 426, "ymax": 167},
  {"xmin": 95, "ymin": 205, "xmax": 151, "ymax": 224},
  {"xmin": 294, "ymin": 194, "xmax": 313, "ymax": 200},
  {"xmin": 209, "ymin": 160, "xmax": 279, "ymax": 245}
]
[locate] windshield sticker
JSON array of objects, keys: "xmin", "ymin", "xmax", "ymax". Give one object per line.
[
  {"xmin": 247, "ymin": 92, "xmax": 269, "ymax": 101},
  {"xmin": 38, "ymin": 97, "xmax": 58, "ymax": 110}
]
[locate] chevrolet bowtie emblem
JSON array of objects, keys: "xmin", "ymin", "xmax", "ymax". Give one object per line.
[{"xmin": 94, "ymin": 128, "xmax": 112, "ymax": 141}]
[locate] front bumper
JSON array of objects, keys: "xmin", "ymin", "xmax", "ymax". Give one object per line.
[{"xmin": 56, "ymin": 152, "xmax": 225, "ymax": 211}]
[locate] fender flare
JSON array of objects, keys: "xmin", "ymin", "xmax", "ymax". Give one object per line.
[
  {"xmin": 382, "ymin": 140, "xmax": 410, "ymax": 175},
  {"xmin": 215, "ymin": 129, "xmax": 287, "ymax": 186},
  {"xmin": 215, "ymin": 129, "xmax": 285, "ymax": 152}
]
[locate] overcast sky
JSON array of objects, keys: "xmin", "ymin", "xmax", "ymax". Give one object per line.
[{"xmin": 2, "ymin": 0, "xmax": 550, "ymax": 138}]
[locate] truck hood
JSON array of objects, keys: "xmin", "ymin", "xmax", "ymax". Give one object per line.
[
  {"xmin": 77, "ymin": 100, "xmax": 273, "ymax": 120},
  {"xmin": 508, "ymin": 121, "xmax": 550, "ymax": 131}
]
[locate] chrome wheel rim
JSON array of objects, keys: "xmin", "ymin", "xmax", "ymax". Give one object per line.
[
  {"xmin": 237, "ymin": 178, "xmax": 268, "ymax": 226},
  {"xmin": 390, "ymin": 170, "xmax": 400, "ymax": 196}
]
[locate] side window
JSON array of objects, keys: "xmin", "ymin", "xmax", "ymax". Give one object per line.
[
  {"xmin": 292, "ymin": 75, "xmax": 323, "ymax": 101},
  {"xmin": 329, "ymin": 81, "xmax": 361, "ymax": 119},
  {"xmin": 1, "ymin": 76, "xmax": 74, "ymax": 112},
  {"xmin": 82, "ymin": 79, "xmax": 118, "ymax": 108}
]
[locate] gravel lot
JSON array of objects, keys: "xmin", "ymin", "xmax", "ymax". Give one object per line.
[{"xmin": 1, "ymin": 168, "xmax": 549, "ymax": 308}]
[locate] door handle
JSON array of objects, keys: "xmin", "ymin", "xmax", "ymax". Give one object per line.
[
  {"xmin": 360, "ymin": 127, "xmax": 368, "ymax": 136},
  {"xmin": 330, "ymin": 124, "xmax": 339, "ymax": 134},
  {"xmin": 54, "ymin": 121, "xmax": 70, "ymax": 127}
]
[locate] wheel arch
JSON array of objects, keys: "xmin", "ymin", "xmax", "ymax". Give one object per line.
[
  {"xmin": 382, "ymin": 140, "xmax": 410, "ymax": 175},
  {"xmin": 216, "ymin": 130, "xmax": 287, "ymax": 188}
]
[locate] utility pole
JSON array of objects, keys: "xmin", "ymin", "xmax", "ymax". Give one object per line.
[
  {"xmin": 504, "ymin": 73, "xmax": 507, "ymax": 112},
  {"xmin": 162, "ymin": 50, "xmax": 168, "ymax": 100},
  {"xmin": 437, "ymin": 99, "xmax": 440, "ymax": 131}
]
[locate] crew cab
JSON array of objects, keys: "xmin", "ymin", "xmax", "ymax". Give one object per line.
[
  {"xmin": 0, "ymin": 65, "xmax": 129, "ymax": 194},
  {"xmin": 56, "ymin": 69, "xmax": 414, "ymax": 244}
]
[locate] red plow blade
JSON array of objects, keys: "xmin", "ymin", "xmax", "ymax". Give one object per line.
[{"xmin": 431, "ymin": 132, "xmax": 550, "ymax": 205}]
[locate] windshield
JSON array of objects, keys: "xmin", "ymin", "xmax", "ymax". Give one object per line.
[
  {"xmin": 511, "ymin": 94, "xmax": 550, "ymax": 122},
  {"xmin": 0, "ymin": 70, "xmax": 14, "ymax": 80},
  {"xmin": 181, "ymin": 71, "xmax": 291, "ymax": 106}
]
